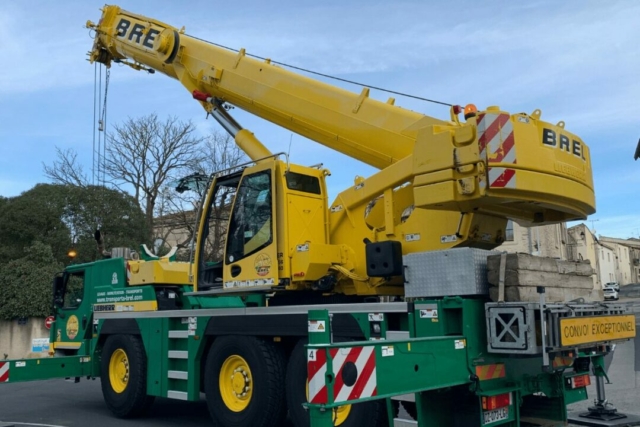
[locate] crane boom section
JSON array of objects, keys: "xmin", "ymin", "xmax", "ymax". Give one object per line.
[
  {"xmin": 87, "ymin": 5, "xmax": 596, "ymax": 229},
  {"xmin": 88, "ymin": 5, "xmax": 446, "ymax": 169}
]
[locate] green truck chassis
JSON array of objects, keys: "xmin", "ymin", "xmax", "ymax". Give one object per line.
[{"xmin": 0, "ymin": 257, "xmax": 636, "ymax": 427}]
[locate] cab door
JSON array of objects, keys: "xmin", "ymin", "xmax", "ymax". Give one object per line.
[
  {"xmin": 52, "ymin": 268, "xmax": 92, "ymax": 354},
  {"xmin": 223, "ymin": 163, "xmax": 279, "ymax": 290}
]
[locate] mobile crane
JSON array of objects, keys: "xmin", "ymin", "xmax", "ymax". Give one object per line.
[{"xmin": 0, "ymin": 5, "xmax": 635, "ymax": 427}]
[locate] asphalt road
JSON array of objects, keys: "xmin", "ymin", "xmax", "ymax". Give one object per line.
[
  {"xmin": 0, "ymin": 379, "xmax": 212, "ymax": 427},
  {"xmin": 1, "ymin": 300, "xmax": 638, "ymax": 427}
]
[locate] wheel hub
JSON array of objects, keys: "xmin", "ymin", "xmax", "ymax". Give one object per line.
[
  {"xmin": 231, "ymin": 368, "xmax": 251, "ymax": 397},
  {"xmin": 219, "ymin": 355, "xmax": 254, "ymax": 411},
  {"xmin": 109, "ymin": 348, "xmax": 130, "ymax": 394},
  {"xmin": 116, "ymin": 359, "xmax": 129, "ymax": 381}
]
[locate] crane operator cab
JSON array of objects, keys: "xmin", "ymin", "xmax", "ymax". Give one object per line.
[{"xmin": 192, "ymin": 156, "xmax": 331, "ymax": 294}]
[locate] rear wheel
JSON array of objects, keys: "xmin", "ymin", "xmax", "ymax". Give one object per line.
[
  {"xmin": 204, "ymin": 335, "xmax": 286, "ymax": 427},
  {"xmin": 100, "ymin": 334, "xmax": 155, "ymax": 418},
  {"xmin": 286, "ymin": 338, "xmax": 387, "ymax": 427}
]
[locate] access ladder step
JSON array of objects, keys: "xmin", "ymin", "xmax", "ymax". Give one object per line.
[
  {"xmin": 167, "ymin": 390, "xmax": 189, "ymax": 400},
  {"xmin": 168, "ymin": 350, "xmax": 188, "ymax": 359},
  {"xmin": 168, "ymin": 330, "xmax": 189, "ymax": 339},
  {"xmin": 168, "ymin": 370, "xmax": 188, "ymax": 380}
]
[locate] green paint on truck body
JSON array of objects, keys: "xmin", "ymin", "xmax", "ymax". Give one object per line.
[{"xmin": 0, "ymin": 257, "xmax": 633, "ymax": 427}]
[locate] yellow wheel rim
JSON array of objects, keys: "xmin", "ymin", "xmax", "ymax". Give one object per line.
[
  {"xmin": 333, "ymin": 403, "xmax": 352, "ymax": 426},
  {"xmin": 109, "ymin": 348, "xmax": 129, "ymax": 394},
  {"xmin": 219, "ymin": 355, "xmax": 253, "ymax": 412},
  {"xmin": 306, "ymin": 380, "xmax": 352, "ymax": 425}
]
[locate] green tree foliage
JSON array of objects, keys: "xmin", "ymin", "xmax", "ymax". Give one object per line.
[
  {"xmin": 0, "ymin": 184, "xmax": 70, "ymax": 262},
  {"xmin": 0, "ymin": 242, "xmax": 63, "ymax": 320},
  {"xmin": 60, "ymin": 185, "xmax": 149, "ymax": 264},
  {"xmin": 0, "ymin": 184, "xmax": 148, "ymax": 265}
]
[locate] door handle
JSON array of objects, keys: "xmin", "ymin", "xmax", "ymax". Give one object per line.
[
  {"xmin": 82, "ymin": 315, "xmax": 87, "ymax": 329},
  {"xmin": 231, "ymin": 265, "xmax": 242, "ymax": 277}
]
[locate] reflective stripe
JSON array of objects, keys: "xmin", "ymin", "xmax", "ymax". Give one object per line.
[
  {"xmin": 478, "ymin": 112, "xmax": 517, "ymax": 190},
  {"xmin": 0, "ymin": 361, "xmax": 9, "ymax": 382},
  {"xmin": 475, "ymin": 364, "xmax": 506, "ymax": 381},
  {"xmin": 308, "ymin": 346, "xmax": 378, "ymax": 404}
]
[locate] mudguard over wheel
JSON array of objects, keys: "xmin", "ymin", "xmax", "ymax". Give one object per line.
[
  {"xmin": 204, "ymin": 335, "xmax": 286, "ymax": 427},
  {"xmin": 286, "ymin": 338, "xmax": 388, "ymax": 427},
  {"xmin": 100, "ymin": 334, "xmax": 155, "ymax": 418}
]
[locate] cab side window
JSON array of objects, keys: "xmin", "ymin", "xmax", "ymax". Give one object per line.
[
  {"xmin": 226, "ymin": 171, "xmax": 272, "ymax": 263},
  {"xmin": 63, "ymin": 272, "xmax": 85, "ymax": 309}
]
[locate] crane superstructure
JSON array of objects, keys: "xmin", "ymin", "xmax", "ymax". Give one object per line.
[{"xmin": 86, "ymin": 6, "xmax": 595, "ymax": 297}]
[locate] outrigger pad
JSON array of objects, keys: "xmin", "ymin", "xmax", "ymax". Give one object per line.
[{"xmin": 568, "ymin": 411, "xmax": 640, "ymax": 426}]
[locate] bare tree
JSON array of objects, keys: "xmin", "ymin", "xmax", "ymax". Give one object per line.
[
  {"xmin": 104, "ymin": 114, "xmax": 206, "ymax": 231},
  {"xmin": 201, "ymin": 131, "xmax": 248, "ymax": 174},
  {"xmin": 154, "ymin": 131, "xmax": 247, "ymax": 258},
  {"xmin": 43, "ymin": 147, "xmax": 90, "ymax": 187},
  {"xmin": 43, "ymin": 116, "xmax": 247, "ymax": 257}
]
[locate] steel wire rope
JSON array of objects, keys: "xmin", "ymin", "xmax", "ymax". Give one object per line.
[
  {"xmin": 92, "ymin": 63, "xmax": 98, "ymax": 186},
  {"xmin": 186, "ymin": 35, "xmax": 454, "ymax": 107}
]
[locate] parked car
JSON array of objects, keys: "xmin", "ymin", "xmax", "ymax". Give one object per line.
[
  {"xmin": 604, "ymin": 282, "xmax": 620, "ymax": 291},
  {"xmin": 603, "ymin": 286, "xmax": 619, "ymax": 301}
]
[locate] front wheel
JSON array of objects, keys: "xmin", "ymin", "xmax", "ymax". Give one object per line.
[
  {"xmin": 204, "ymin": 335, "xmax": 286, "ymax": 427},
  {"xmin": 100, "ymin": 334, "xmax": 155, "ymax": 418},
  {"xmin": 286, "ymin": 338, "xmax": 388, "ymax": 427}
]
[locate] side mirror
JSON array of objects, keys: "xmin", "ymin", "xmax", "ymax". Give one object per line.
[{"xmin": 635, "ymin": 138, "xmax": 640, "ymax": 161}]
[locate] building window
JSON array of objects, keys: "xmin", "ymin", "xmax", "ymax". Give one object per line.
[
  {"xmin": 608, "ymin": 253, "xmax": 611, "ymax": 262},
  {"xmin": 505, "ymin": 220, "xmax": 514, "ymax": 241}
]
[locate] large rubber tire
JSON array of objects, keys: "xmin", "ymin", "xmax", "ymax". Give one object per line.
[
  {"xmin": 100, "ymin": 334, "xmax": 155, "ymax": 418},
  {"xmin": 286, "ymin": 339, "xmax": 387, "ymax": 427},
  {"xmin": 204, "ymin": 335, "xmax": 286, "ymax": 427}
]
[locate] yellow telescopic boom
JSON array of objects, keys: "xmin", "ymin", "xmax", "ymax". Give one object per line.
[
  {"xmin": 87, "ymin": 5, "xmax": 595, "ymax": 224},
  {"xmin": 87, "ymin": 5, "xmax": 442, "ymax": 169}
]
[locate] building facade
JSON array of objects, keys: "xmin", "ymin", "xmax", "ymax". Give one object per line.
[
  {"xmin": 496, "ymin": 221, "xmax": 568, "ymax": 259},
  {"xmin": 599, "ymin": 236, "xmax": 640, "ymax": 286},
  {"xmin": 567, "ymin": 223, "xmax": 599, "ymax": 287},
  {"xmin": 597, "ymin": 244, "xmax": 617, "ymax": 286}
]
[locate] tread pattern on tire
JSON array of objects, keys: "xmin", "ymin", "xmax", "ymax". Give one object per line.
[
  {"xmin": 101, "ymin": 334, "xmax": 154, "ymax": 418},
  {"xmin": 205, "ymin": 335, "xmax": 286, "ymax": 427}
]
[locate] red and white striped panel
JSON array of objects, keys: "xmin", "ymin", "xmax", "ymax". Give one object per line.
[
  {"xmin": 308, "ymin": 348, "xmax": 328, "ymax": 404},
  {"xmin": 477, "ymin": 112, "xmax": 517, "ymax": 189},
  {"xmin": 0, "ymin": 361, "xmax": 9, "ymax": 383},
  {"xmin": 488, "ymin": 167, "xmax": 516, "ymax": 189},
  {"xmin": 308, "ymin": 346, "xmax": 377, "ymax": 404}
]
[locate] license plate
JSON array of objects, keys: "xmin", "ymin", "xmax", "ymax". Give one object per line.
[{"xmin": 483, "ymin": 407, "xmax": 509, "ymax": 425}]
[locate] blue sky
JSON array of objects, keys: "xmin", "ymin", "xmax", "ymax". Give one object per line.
[{"xmin": 0, "ymin": 1, "xmax": 638, "ymax": 238}]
